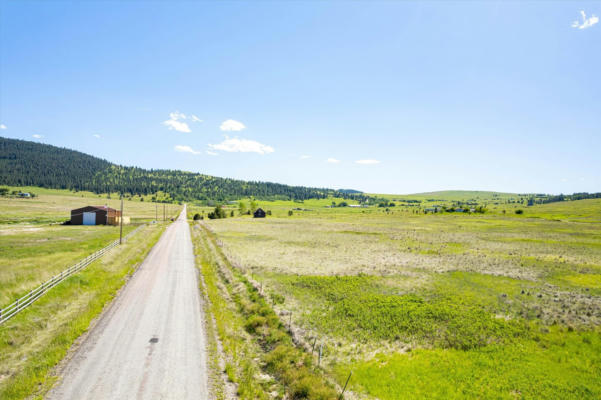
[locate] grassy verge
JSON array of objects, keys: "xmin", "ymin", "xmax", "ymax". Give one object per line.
[
  {"xmin": 0, "ymin": 223, "xmax": 166, "ymax": 400},
  {"xmin": 192, "ymin": 222, "xmax": 339, "ymax": 399},
  {"xmin": 192, "ymin": 223, "xmax": 267, "ymax": 399}
]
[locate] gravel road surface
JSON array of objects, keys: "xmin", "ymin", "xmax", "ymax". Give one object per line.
[{"xmin": 47, "ymin": 206, "xmax": 208, "ymax": 399}]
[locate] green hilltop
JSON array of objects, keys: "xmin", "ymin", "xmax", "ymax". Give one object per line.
[{"xmin": 0, "ymin": 137, "xmax": 368, "ymax": 203}]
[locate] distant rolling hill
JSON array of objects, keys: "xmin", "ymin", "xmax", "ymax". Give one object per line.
[{"xmin": 0, "ymin": 137, "xmax": 368, "ymax": 203}]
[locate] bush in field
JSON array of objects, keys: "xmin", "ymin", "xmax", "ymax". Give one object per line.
[
  {"xmin": 515, "ymin": 209, "xmax": 524, "ymax": 215},
  {"xmin": 193, "ymin": 213, "xmax": 202, "ymax": 220},
  {"xmin": 288, "ymin": 210, "xmax": 293, "ymax": 216},
  {"xmin": 208, "ymin": 205, "xmax": 227, "ymax": 219}
]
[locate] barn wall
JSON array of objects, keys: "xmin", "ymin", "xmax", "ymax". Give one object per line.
[
  {"xmin": 70, "ymin": 207, "xmax": 109, "ymax": 225},
  {"xmin": 95, "ymin": 210, "xmax": 108, "ymax": 225}
]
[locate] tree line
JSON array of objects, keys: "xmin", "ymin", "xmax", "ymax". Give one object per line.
[{"xmin": 0, "ymin": 137, "xmax": 366, "ymax": 202}]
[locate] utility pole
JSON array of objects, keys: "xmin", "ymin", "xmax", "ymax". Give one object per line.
[
  {"xmin": 163, "ymin": 204, "xmax": 165, "ymax": 221},
  {"xmin": 119, "ymin": 197, "xmax": 124, "ymax": 245},
  {"xmin": 155, "ymin": 204, "xmax": 158, "ymax": 222}
]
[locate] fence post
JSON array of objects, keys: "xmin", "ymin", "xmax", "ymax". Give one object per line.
[
  {"xmin": 318, "ymin": 344, "xmax": 323, "ymax": 367},
  {"xmin": 338, "ymin": 372, "xmax": 352, "ymax": 400}
]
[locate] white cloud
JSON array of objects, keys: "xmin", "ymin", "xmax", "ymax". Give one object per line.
[
  {"xmin": 170, "ymin": 111, "xmax": 187, "ymax": 120},
  {"xmin": 93, "ymin": 134, "xmax": 101, "ymax": 139},
  {"xmin": 163, "ymin": 110, "xmax": 191, "ymax": 133},
  {"xmin": 0, "ymin": 124, "xmax": 6, "ymax": 130},
  {"xmin": 164, "ymin": 119, "xmax": 191, "ymax": 133},
  {"xmin": 355, "ymin": 159, "xmax": 381, "ymax": 165},
  {"xmin": 220, "ymin": 119, "xmax": 246, "ymax": 132},
  {"xmin": 174, "ymin": 144, "xmax": 201, "ymax": 155},
  {"xmin": 206, "ymin": 150, "xmax": 219, "ymax": 156},
  {"xmin": 327, "ymin": 158, "xmax": 341, "ymax": 164},
  {"xmin": 572, "ymin": 10, "xmax": 599, "ymax": 29},
  {"xmin": 300, "ymin": 155, "xmax": 312, "ymax": 160},
  {"xmin": 191, "ymin": 115, "xmax": 202, "ymax": 123},
  {"xmin": 209, "ymin": 136, "xmax": 274, "ymax": 154},
  {"xmin": 32, "ymin": 134, "xmax": 44, "ymax": 139}
]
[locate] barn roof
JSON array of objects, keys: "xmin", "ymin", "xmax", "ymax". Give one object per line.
[{"xmin": 71, "ymin": 205, "xmax": 118, "ymax": 213}]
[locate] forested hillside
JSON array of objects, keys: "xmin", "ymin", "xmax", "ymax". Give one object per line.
[{"xmin": 0, "ymin": 137, "xmax": 365, "ymax": 202}]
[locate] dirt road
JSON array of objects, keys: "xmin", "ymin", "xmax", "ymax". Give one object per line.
[{"xmin": 47, "ymin": 206, "xmax": 208, "ymax": 399}]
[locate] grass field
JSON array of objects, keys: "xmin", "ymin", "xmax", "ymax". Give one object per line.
[
  {"xmin": 205, "ymin": 196, "xmax": 601, "ymax": 399},
  {"xmin": 0, "ymin": 186, "xmax": 181, "ymax": 224},
  {"xmin": 192, "ymin": 221, "xmax": 339, "ymax": 399},
  {"xmin": 0, "ymin": 188, "xmax": 177, "ymax": 399},
  {"xmin": 0, "ymin": 187, "xmax": 180, "ymax": 306}
]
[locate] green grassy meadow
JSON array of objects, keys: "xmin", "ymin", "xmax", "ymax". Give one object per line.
[
  {"xmin": 204, "ymin": 195, "xmax": 601, "ymax": 399},
  {"xmin": 2, "ymin": 187, "xmax": 599, "ymax": 399}
]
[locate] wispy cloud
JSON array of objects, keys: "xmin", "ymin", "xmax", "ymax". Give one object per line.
[
  {"xmin": 0, "ymin": 124, "xmax": 6, "ymax": 130},
  {"xmin": 355, "ymin": 159, "xmax": 381, "ymax": 165},
  {"xmin": 206, "ymin": 150, "xmax": 219, "ymax": 156},
  {"xmin": 327, "ymin": 158, "xmax": 341, "ymax": 164},
  {"xmin": 572, "ymin": 10, "xmax": 599, "ymax": 29},
  {"xmin": 163, "ymin": 111, "xmax": 191, "ymax": 133},
  {"xmin": 32, "ymin": 134, "xmax": 44, "ymax": 139},
  {"xmin": 93, "ymin": 134, "xmax": 101, "ymax": 139},
  {"xmin": 299, "ymin": 155, "xmax": 312, "ymax": 160},
  {"xmin": 209, "ymin": 136, "xmax": 274, "ymax": 154},
  {"xmin": 220, "ymin": 119, "xmax": 246, "ymax": 132},
  {"xmin": 162, "ymin": 110, "xmax": 202, "ymax": 133},
  {"xmin": 174, "ymin": 144, "xmax": 201, "ymax": 155}
]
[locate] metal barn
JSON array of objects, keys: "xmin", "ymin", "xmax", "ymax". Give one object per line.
[{"xmin": 70, "ymin": 206, "xmax": 122, "ymax": 226}]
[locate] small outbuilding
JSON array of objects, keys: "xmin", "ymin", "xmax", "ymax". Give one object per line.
[
  {"xmin": 253, "ymin": 208, "xmax": 266, "ymax": 218},
  {"xmin": 70, "ymin": 206, "xmax": 122, "ymax": 226}
]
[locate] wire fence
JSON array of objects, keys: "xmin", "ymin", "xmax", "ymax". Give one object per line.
[{"xmin": 0, "ymin": 224, "xmax": 146, "ymax": 325}]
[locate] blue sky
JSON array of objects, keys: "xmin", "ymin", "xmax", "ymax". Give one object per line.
[{"xmin": 0, "ymin": 1, "xmax": 599, "ymax": 194}]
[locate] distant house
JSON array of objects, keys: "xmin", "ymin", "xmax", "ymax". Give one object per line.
[
  {"xmin": 70, "ymin": 206, "xmax": 122, "ymax": 225},
  {"xmin": 253, "ymin": 208, "xmax": 266, "ymax": 218}
]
